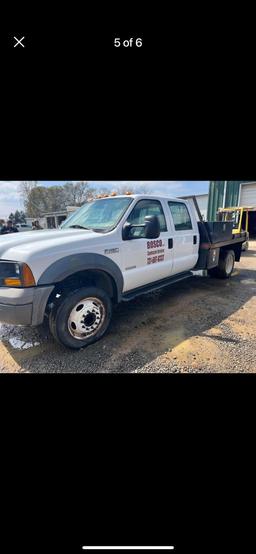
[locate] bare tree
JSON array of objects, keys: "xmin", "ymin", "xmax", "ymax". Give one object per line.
[
  {"xmin": 63, "ymin": 181, "xmax": 96, "ymax": 206},
  {"xmin": 20, "ymin": 181, "xmax": 97, "ymax": 217},
  {"xmin": 20, "ymin": 181, "xmax": 153, "ymax": 218},
  {"xmin": 20, "ymin": 181, "xmax": 39, "ymax": 215}
]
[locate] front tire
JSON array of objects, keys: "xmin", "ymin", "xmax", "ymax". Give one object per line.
[
  {"xmin": 49, "ymin": 286, "xmax": 112, "ymax": 349},
  {"xmin": 208, "ymin": 249, "xmax": 235, "ymax": 279}
]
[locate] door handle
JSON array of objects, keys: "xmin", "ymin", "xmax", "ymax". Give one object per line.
[
  {"xmin": 168, "ymin": 238, "xmax": 173, "ymax": 249},
  {"xmin": 193, "ymin": 235, "xmax": 197, "ymax": 244}
]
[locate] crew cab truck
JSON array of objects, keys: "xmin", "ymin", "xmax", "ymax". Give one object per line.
[{"xmin": 0, "ymin": 194, "xmax": 247, "ymax": 349}]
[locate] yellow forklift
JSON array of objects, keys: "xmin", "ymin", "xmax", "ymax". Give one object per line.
[{"xmin": 217, "ymin": 206, "xmax": 256, "ymax": 250}]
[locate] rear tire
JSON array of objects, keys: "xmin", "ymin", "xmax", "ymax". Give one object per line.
[
  {"xmin": 49, "ymin": 286, "xmax": 112, "ymax": 349},
  {"xmin": 208, "ymin": 249, "xmax": 235, "ymax": 279}
]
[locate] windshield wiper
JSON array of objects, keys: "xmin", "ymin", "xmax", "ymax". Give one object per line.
[
  {"xmin": 69, "ymin": 225, "xmax": 91, "ymax": 230},
  {"xmin": 92, "ymin": 228, "xmax": 106, "ymax": 233},
  {"xmin": 68, "ymin": 225, "xmax": 108, "ymax": 233}
]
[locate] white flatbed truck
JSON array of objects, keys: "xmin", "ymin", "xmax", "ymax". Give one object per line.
[{"xmin": 0, "ymin": 194, "xmax": 247, "ymax": 348}]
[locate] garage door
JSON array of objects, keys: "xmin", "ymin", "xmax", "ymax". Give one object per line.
[{"xmin": 240, "ymin": 183, "xmax": 256, "ymax": 206}]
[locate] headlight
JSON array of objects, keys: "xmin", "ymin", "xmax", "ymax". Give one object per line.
[{"xmin": 0, "ymin": 261, "xmax": 35, "ymax": 287}]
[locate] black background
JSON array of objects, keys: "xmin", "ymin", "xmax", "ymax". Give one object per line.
[
  {"xmin": 0, "ymin": 7, "xmax": 256, "ymax": 554},
  {"xmin": 1, "ymin": 375, "xmax": 255, "ymax": 553}
]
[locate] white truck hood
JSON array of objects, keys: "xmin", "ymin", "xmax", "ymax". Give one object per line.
[{"xmin": 0, "ymin": 228, "xmax": 113, "ymax": 282}]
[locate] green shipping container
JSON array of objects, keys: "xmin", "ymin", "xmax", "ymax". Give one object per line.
[{"xmin": 207, "ymin": 180, "xmax": 253, "ymax": 220}]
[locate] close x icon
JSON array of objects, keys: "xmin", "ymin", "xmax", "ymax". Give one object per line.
[{"xmin": 13, "ymin": 35, "xmax": 25, "ymax": 47}]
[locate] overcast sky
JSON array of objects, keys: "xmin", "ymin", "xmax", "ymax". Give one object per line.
[{"xmin": 0, "ymin": 181, "xmax": 209, "ymax": 219}]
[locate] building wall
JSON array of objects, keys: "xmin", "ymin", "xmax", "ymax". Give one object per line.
[
  {"xmin": 26, "ymin": 217, "xmax": 47, "ymax": 228},
  {"xmin": 207, "ymin": 181, "xmax": 256, "ymax": 220},
  {"xmin": 180, "ymin": 194, "xmax": 209, "ymax": 221},
  {"xmin": 239, "ymin": 183, "xmax": 256, "ymax": 206},
  {"xmin": 195, "ymin": 194, "xmax": 208, "ymax": 220}
]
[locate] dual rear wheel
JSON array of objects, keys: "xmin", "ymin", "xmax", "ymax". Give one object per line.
[{"xmin": 208, "ymin": 250, "xmax": 235, "ymax": 279}]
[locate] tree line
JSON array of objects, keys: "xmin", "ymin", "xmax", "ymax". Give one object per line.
[
  {"xmin": 16, "ymin": 181, "xmax": 149, "ymax": 220},
  {"xmin": 7, "ymin": 210, "xmax": 27, "ymax": 224}
]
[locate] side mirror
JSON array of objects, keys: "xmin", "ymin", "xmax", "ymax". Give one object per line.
[
  {"xmin": 144, "ymin": 215, "xmax": 160, "ymax": 239},
  {"xmin": 122, "ymin": 222, "xmax": 132, "ymax": 240}
]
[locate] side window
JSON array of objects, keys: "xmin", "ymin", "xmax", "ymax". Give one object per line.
[
  {"xmin": 127, "ymin": 199, "xmax": 167, "ymax": 238},
  {"xmin": 168, "ymin": 202, "xmax": 192, "ymax": 231}
]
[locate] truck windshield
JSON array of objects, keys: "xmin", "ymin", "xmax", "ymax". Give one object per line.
[{"xmin": 61, "ymin": 197, "xmax": 133, "ymax": 232}]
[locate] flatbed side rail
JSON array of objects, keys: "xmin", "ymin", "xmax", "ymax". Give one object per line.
[{"xmin": 209, "ymin": 232, "xmax": 247, "ymax": 249}]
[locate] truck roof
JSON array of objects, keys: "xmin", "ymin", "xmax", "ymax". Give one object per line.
[{"xmin": 95, "ymin": 193, "xmax": 188, "ymax": 202}]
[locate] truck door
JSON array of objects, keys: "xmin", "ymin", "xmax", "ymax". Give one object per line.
[
  {"xmin": 121, "ymin": 198, "xmax": 174, "ymax": 292},
  {"xmin": 167, "ymin": 200, "xmax": 199, "ymax": 274}
]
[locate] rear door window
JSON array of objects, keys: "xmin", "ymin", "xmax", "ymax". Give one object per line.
[{"xmin": 168, "ymin": 202, "xmax": 192, "ymax": 231}]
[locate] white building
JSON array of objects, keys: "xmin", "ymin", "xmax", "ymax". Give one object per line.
[
  {"xmin": 180, "ymin": 193, "xmax": 208, "ymax": 221},
  {"xmin": 41, "ymin": 206, "xmax": 78, "ymax": 229},
  {"xmin": 238, "ymin": 182, "xmax": 256, "ymax": 206}
]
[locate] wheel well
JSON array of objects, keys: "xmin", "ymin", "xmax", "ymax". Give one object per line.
[
  {"xmin": 219, "ymin": 244, "xmax": 242, "ymax": 262},
  {"xmin": 47, "ymin": 270, "xmax": 118, "ymax": 307}
]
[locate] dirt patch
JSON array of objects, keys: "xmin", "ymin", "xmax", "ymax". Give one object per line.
[
  {"xmin": 0, "ymin": 343, "xmax": 21, "ymax": 372},
  {"xmin": 163, "ymin": 335, "xmax": 221, "ymax": 369}
]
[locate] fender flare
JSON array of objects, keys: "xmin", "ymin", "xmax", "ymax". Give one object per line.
[{"xmin": 37, "ymin": 253, "xmax": 124, "ymax": 302}]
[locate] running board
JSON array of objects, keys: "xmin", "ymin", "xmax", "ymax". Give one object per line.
[{"xmin": 122, "ymin": 271, "xmax": 193, "ymax": 301}]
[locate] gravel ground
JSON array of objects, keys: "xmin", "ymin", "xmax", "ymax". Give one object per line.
[{"xmin": 0, "ymin": 241, "xmax": 256, "ymax": 373}]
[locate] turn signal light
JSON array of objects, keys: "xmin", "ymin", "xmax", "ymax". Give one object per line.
[
  {"xmin": 22, "ymin": 264, "xmax": 36, "ymax": 286},
  {"xmin": 4, "ymin": 277, "xmax": 22, "ymax": 286}
]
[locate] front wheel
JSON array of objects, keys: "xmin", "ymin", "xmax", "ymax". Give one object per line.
[
  {"xmin": 49, "ymin": 286, "xmax": 112, "ymax": 349},
  {"xmin": 208, "ymin": 250, "xmax": 235, "ymax": 279}
]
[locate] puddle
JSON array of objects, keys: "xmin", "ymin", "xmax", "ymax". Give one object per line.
[
  {"xmin": 0, "ymin": 323, "xmax": 41, "ymax": 350},
  {"xmin": 8, "ymin": 338, "xmax": 40, "ymax": 350},
  {"xmin": 240, "ymin": 279, "xmax": 256, "ymax": 285}
]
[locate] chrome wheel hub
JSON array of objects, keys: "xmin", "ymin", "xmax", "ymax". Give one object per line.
[{"xmin": 68, "ymin": 297, "xmax": 105, "ymax": 340}]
